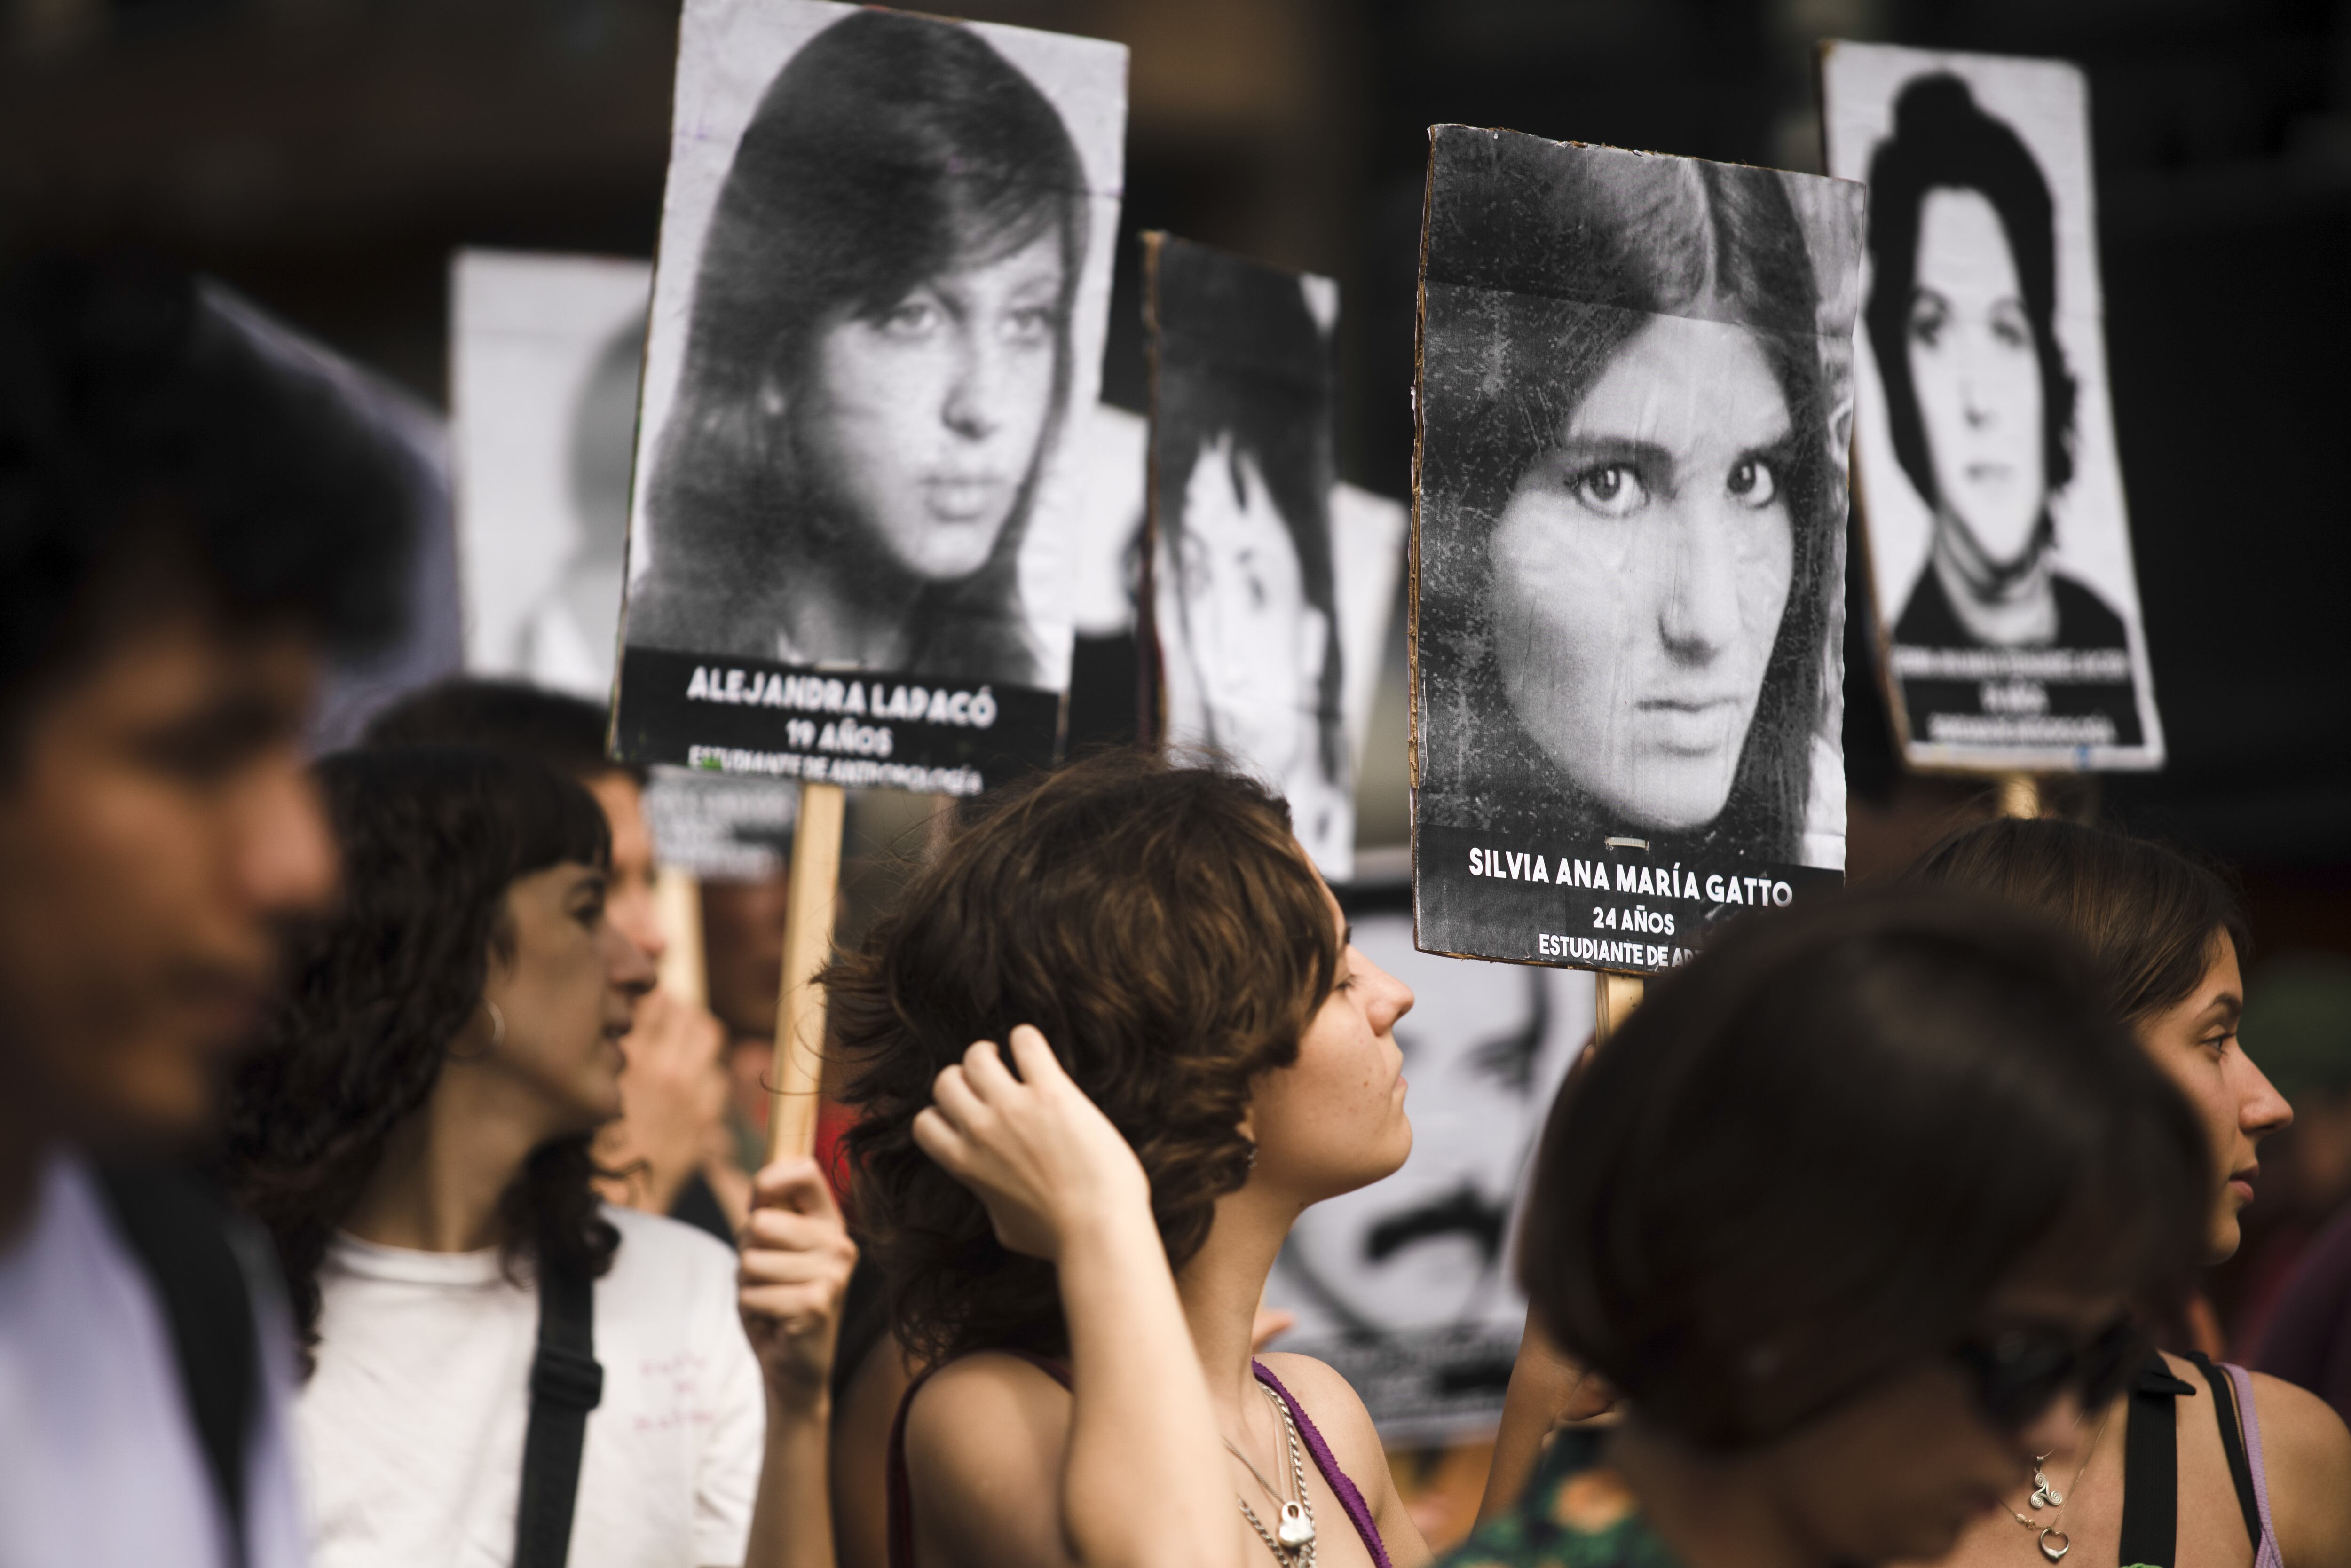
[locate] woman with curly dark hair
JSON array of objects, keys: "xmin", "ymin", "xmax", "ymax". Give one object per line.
[
  {"xmin": 832, "ymin": 749, "xmax": 1426, "ymax": 1568},
  {"xmin": 220, "ymin": 747, "xmax": 857, "ymax": 1568}
]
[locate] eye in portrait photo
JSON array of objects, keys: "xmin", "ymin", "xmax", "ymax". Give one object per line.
[
  {"xmin": 1145, "ymin": 236, "xmax": 1353, "ymax": 877},
  {"xmin": 1413, "ymin": 127, "xmax": 1861, "ymax": 973},
  {"xmin": 611, "ymin": 0, "xmax": 1126, "ymax": 791},
  {"xmin": 1266, "ymin": 904, "xmax": 1592, "ymax": 1438},
  {"xmin": 1823, "ymin": 42, "xmax": 2165, "ymax": 770}
]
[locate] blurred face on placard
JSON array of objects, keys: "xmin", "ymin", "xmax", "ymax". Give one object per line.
[
  {"xmin": 1906, "ymin": 188, "xmax": 2046, "ymax": 567},
  {"xmin": 1168, "ymin": 434, "xmax": 1327, "ymax": 781},
  {"xmin": 792, "ymin": 229, "xmax": 1065, "ymax": 584},
  {"xmin": 1489, "ymin": 312, "xmax": 1795, "ymax": 831}
]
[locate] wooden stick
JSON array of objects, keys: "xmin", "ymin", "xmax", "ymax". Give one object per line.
[
  {"xmin": 652, "ymin": 866, "xmax": 706, "ymax": 1008},
  {"xmin": 768, "ymin": 780, "xmax": 847, "ymax": 1163},
  {"xmin": 1594, "ymin": 972, "xmax": 1644, "ymax": 1047},
  {"xmin": 1996, "ymin": 772, "xmax": 2042, "ymax": 820}
]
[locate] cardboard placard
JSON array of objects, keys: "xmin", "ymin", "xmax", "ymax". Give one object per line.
[
  {"xmin": 612, "ymin": 0, "xmax": 1128, "ymax": 796},
  {"xmin": 1143, "ymin": 235, "xmax": 1356, "ymax": 876},
  {"xmin": 1822, "ymin": 43, "xmax": 2164, "ymax": 772},
  {"xmin": 1412, "ymin": 127, "xmax": 1862, "ymax": 974}
]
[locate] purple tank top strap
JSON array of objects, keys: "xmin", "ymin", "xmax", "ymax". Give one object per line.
[
  {"xmin": 2223, "ymin": 1361, "xmax": 2285, "ymax": 1568},
  {"xmin": 886, "ymin": 1350, "xmax": 1071, "ymax": 1568},
  {"xmin": 1253, "ymin": 1360, "xmax": 1394, "ymax": 1568}
]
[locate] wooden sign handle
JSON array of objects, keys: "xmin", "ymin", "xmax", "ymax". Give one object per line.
[
  {"xmin": 1594, "ymin": 972, "xmax": 1644, "ymax": 1047},
  {"xmin": 652, "ymin": 866, "xmax": 706, "ymax": 1009},
  {"xmin": 1996, "ymin": 772, "xmax": 2042, "ymax": 820},
  {"xmin": 768, "ymin": 781, "xmax": 846, "ymax": 1163}
]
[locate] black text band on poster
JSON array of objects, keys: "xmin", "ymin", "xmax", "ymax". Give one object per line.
[{"xmin": 614, "ymin": 646, "xmax": 1062, "ymax": 796}]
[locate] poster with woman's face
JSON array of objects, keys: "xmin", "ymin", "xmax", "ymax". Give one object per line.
[
  {"xmin": 1822, "ymin": 43, "xmax": 2165, "ymax": 772},
  {"xmin": 1144, "ymin": 235, "xmax": 1355, "ymax": 878},
  {"xmin": 1413, "ymin": 128, "xmax": 1862, "ymax": 974},
  {"xmin": 1265, "ymin": 898, "xmax": 1591, "ymax": 1439},
  {"xmin": 611, "ymin": 0, "xmax": 1127, "ymax": 798}
]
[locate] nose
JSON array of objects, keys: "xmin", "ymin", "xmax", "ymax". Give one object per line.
[
  {"xmin": 941, "ymin": 323, "xmax": 1005, "ymax": 441},
  {"xmin": 607, "ymin": 922, "xmax": 658, "ymax": 1002},
  {"xmin": 236, "ymin": 754, "xmax": 339, "ymax": 917},
  {"xmin": 1656, "ymin": 508, "xmax": 1740, "ymax": 664},
  {"xmin": 2238, "ymin": 1048, "xmax": 2294, "ymax": 1141}
]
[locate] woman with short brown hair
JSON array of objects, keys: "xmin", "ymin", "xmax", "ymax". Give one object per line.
[{"xmin": 835, "ymin": 749, "xmax": 1430, "ymax": 1568}]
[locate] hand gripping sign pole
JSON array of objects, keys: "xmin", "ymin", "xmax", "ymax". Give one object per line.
[{"xmin": 767, "ymin": 781, "xmax": 847, "ymax": 1162}]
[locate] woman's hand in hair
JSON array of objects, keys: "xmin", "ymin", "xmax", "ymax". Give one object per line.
[
  {"xmin": 913, "ymin": 1024, "xmax": 1152, "ymax": 1261},
  {"xmin": 736, "ymin": 1157, "xmax": 859, "ymax": 1413}
]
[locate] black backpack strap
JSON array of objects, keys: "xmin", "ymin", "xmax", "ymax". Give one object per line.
[
  {"xmin": 2182, "ymin": 1350, "xmax": 2264, "ymax": 1548},
  {"xmin": 513, "ymin": 1256, "xmax": 603, "ymax": 1568},
  {"xmin": 89, "ymin": 1160, "xmax": 257, "ymax": 1568},
  {"xmin": 2118, "ymin": 1352, "xmax": 2195, "ymax": 1568}
]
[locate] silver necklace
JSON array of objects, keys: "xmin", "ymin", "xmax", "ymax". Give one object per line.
[
  {"xmin": 1222, "ymin": 1382, "xmax": 1317, "ymax": 1562},
  {"xmin": 2003, "ymin": 1410, "xmax": 2110, "ymax": 1562}
]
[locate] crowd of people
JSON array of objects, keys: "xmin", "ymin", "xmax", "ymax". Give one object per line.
[{"xmin": 8, "ymin": 255, "xmax": 2351, "ymax": 1568}]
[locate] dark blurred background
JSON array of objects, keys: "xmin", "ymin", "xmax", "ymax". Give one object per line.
[{"xmin": 7, "ymin": 0, "xmax": 2347, "ymax": 902}]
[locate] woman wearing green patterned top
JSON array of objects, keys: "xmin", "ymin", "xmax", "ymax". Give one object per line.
[{"xmin": 1444, "ymin": 891, "xmax": 2209, "ymax": 1568}]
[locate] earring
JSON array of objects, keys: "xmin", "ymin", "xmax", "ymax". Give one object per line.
[
  {"xmin": 1243, "ymin": 1140, "xmax": 1259, "ymax": 1172},
  {"xmin": 485, "ymin": 1001, "xmax": 506, "ymax": 1049}
]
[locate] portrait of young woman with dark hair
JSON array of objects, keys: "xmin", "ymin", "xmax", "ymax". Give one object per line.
[
  {"xmin": 1903, "ymin": 818, "xmax": 2351, "ymax": 1568},
  {"xmin": 217, "ymin": 747, "xmax": 857, "ymax": 1568},
  {"xmin": 624, "ymin": 7, "xmax": 1091, "ymax": 687},
  {"xmin": 1862, "ymin": 72, "xmax": 2145, "ymax": 748},
  {"xmin": 1148, "ymin": 242, "xmax": 1350, "ymax": 872},
  {"xmin": 830, "ymin": 749, "xmax": 1430, "ymax": 1568},
  {"xmin": 1414, "ymin": 133, "xmax": 1854, "ymax": 962},
  {"xmin": 1443, "ymin": 890, "xmax": 2217, "ymax": 1568}
]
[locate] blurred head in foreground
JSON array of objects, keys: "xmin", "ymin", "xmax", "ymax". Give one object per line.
[
  {"xmin": 1520, "ymin": 890, "xmax": 2205, "ymax": 1562},
  {"xmin": 1908, "ymin": 816, "xmax": 2290, "ymax": 1261},
  {"xmin": 0, "ymin": 257, "xmax": 410, "ymax": 1159}
]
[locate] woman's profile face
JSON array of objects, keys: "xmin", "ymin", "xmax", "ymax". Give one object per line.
[
  {"xmin": 2132, "ymin": 934, "xmax": 2294, "ymax": 1262},
  {"xmin": 478, "ymin": 861, "xmax": 655, "ymax": 1137},
  {"xmin": 1488, "ymin": 311, "xmax": 1796, "ymax": 831},
  {"xmin": 1168, "ymin": 433, "xmax": 1325, "ymax": 779},
  {"xmin": 791, "ymin": 226, "xmax": 1065, "ymax": 583},
  {"xmin": 1245, "ymin": 871, "xmax": 1416, "ymax": 1205},
  {"xmin": 1906, "ymin": 187, "xmax": 2046, "ymax": 566}
]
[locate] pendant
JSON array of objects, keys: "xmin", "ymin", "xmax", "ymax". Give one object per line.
[
  {"xmin": 2038, "ymin": 1528, "xmax": 2070, "ymax": 1562},
  {"xmin": 2030, "ymin": 1470, "xmax": 2062, "ymax": 1508},
  {"xmin": 1278, "ymin": 1502, "xmax": 1316, "ymax": 1550}
]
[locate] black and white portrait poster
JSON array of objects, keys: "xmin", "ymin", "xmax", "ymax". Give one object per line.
[
  {"xmin": 1822, "ymin": 43, "xmax": 2164, "ymax": 771},
  {"xmin": 450, "ymin": 250, "xmax": 649, "ymax": 701},
  {"xmin": 1144, "ymin": 235, "xmax": 1354, "ymax": 876},
  {"xmin": 1267, "ymin": 897, "xmax": 1592, "ymax": 1439},
  {"xmin": 612, "ymin": 0, "xmax": 1127, "ymax": 796},
  {"xmin": 1413, "ymin": 128, "xmax": 1862, "ymax": 974}
]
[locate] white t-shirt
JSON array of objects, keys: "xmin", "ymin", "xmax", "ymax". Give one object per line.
[
  {"xmin": 0, "ymin": 1151, "xmax": 308, "ymax": 1568},
  {"xmin": 298, "ymin": 1206, "xmax": 765, "ymax": 1568}
]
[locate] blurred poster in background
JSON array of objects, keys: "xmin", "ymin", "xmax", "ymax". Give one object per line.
[{"xmin": 1267, "ymin": 891, "xmax": 1592, "ymax": 1440}]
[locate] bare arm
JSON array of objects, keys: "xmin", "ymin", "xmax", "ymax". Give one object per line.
[
  {"xmin": 908, "ymin": 1026, "xmax": 1249, "ymax": 1568},
  {"xmin": 1475, "ymin": 1315, "xmax": 1617, "ymax": 1528},
  {"xmin": 735, "ymin": 1158, "xmax": 860, "ymax": 1568},
  {"xmin": 2249, "ymin": 1370, "xmax": 2351, "ymax": 1567}
]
